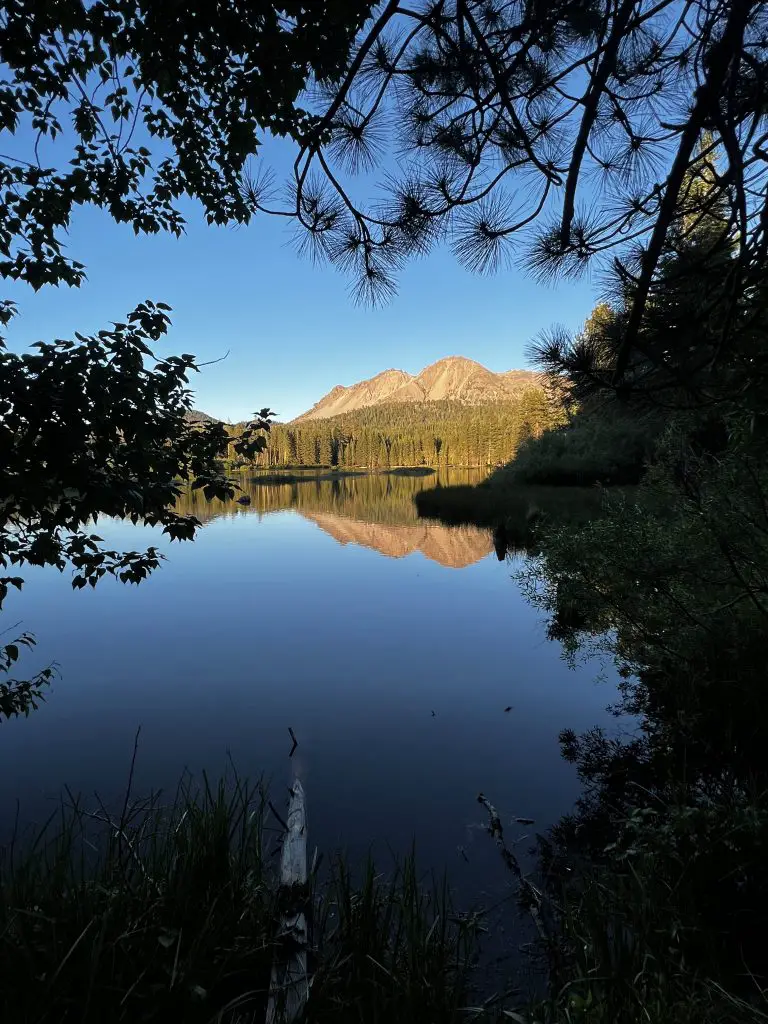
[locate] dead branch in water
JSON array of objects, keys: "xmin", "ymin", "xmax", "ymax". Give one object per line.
[{"xmin": 476, "ymin": 792, "xmax": 547, "ymax": 943}]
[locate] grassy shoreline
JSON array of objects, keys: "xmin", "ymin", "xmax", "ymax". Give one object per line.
[
  {"xmin": 10, "ymin": 764, "xmax": 758, "ymax": 1023},
  {"xmin": 0, "ymin": 770, "xmax": 475, "ymax": 1024}
]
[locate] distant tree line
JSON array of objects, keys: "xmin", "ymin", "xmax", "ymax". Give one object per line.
[{"xmin": 227, "ymin": 390, "xmax": 561, "ymax": 470}]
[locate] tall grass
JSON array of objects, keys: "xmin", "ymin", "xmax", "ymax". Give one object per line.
[
  {"xmin": 0, "ymin": 770, "xmax": 475, "ymax": 1023},
  {"xmin": 0, "ymin": 771, "xmax": 275, "ymax": 1023},
  {"xmin": 310, "ymin": 855, "xmax": 476, "ymax": 1023},
  {"xmin": 526, "ymin": 864, "xmax": 768, "ymax": 1024}
]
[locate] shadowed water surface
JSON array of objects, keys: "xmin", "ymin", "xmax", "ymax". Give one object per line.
[{"xmin": 0, "ymin": 469, "xmax": 615, "ymax": 915}]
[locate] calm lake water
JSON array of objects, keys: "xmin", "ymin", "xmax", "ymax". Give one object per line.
[{"xmin": 0, "ymin": 469, "xmax": 615, "ymax": 912}]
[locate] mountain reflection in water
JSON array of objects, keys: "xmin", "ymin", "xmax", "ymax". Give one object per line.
[
  {"xmin": 175, "ymin": 468, "xmax": 494, "ymax": 568},
  {"xmin": 302, "ymin": 512, "xmax": 491, "ymax": 568}
]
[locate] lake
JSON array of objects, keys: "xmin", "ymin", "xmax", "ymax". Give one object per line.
[{"xmin": 0, "ymin": 469, "xmax": 615, "ymax": 920}]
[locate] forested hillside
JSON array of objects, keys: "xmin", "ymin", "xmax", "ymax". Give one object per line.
[
  {"xmin": 229, "ymin": 388, "xmax": 561, "ymax": 470},
  {"xmin": 486, "ymin": 304, "xmax": 667, "ymax": 486},
  {"xmin": 489, "ymin": 401, "xmax": 664, "ymax": 486}
]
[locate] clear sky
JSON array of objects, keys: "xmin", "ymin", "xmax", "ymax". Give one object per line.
[{"xmin": 5, "ymin": 137, "xmax": 599, "ymax": 423}]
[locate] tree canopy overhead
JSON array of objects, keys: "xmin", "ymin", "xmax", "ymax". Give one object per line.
[
  {"xmin": 0, "ymin": 0, "xmax": 373, "ymax": 289},
  {"xmin": 272, "ymin": 0, "xmax": 767, "ymax": 379}
]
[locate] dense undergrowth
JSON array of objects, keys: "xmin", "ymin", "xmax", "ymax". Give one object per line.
[
  {"xmin": 415, "ymin": 405, "xmax": 768, "ymax": 1024},
  {"xmin": 415, "ymin": 398, "xmax": 768, "ymax": 1021},
  {"xmin": 522, "ymin": 413, "xmax": 768, "ymax": 1017}
]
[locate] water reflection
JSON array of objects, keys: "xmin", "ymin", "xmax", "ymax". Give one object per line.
[
  {"xmin": 176, "ymin": 468, "xmax": 493, "ymax": 567},
  {"xmin": 303, "ymin": 513, "xmax": 491, "ymax": 568}
]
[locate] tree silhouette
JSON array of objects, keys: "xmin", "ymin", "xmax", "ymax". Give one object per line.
[
  {"xmin": 0, "ymin": 0, "xmax": 371, "ymax": 716},
  {"xmin": 262, "ymin": 0, "xmax": 767, "ymax": 397}
]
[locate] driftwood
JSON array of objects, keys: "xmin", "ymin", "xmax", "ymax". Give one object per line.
[{"xmin": 266, "ymin": 779, "xmax": 308, "ymax": 1024}]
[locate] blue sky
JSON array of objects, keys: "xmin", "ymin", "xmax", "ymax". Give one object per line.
[{"xmin": 5, "ymin": 137, "xmax": 599, "ymax": 423}]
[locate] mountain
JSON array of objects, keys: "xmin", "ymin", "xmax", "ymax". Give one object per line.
[
  {"xmin": 293, "ymin": 356, "xmax": 540, "ymax": 422},
  {"xmin": 185, "ymin": 409, "xmax": 220, "ymax": 424}
]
